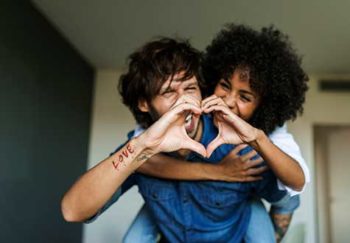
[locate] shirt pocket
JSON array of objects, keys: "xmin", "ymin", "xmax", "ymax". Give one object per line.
[
  {"xmin": 137, "ymin": 175, "xmax": 176, "ymax": 201},
  {"xmin": 137, "ymin": 176, "xmax": 178, "ymax": 225},
  {"xmin": 193, "ymin": 182, "xmax": 248, "ymax": 222}
]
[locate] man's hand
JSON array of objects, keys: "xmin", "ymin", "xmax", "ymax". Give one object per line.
[
  {"xmin": 202, "ymin": 95, "xmax": 261, "ymax": 157},
  {"xmin": 140, "ymin": 99, "xmax": 206, "ymax": 157},
  {"xmin": 213, "ymin": 144, "xmax": 267, "ymax": 182}
]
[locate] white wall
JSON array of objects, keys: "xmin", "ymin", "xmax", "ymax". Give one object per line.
[
  {"xmin": 83, "ymin": 69, "xmax": 144, "ymax": 243},
  {"xmin": 85, "ymin": 70, "xmax": 350, "ymax": 243},
  {"xmin": 287, "ymin": 75, "xmax": 350, "ymax": 243}
]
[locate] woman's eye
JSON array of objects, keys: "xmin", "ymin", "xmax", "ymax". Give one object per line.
[
  {"xmin": 186, "ymin": 86, "xmax": 197, "ymax": 91},
  {"xmin": 240, "ymin": 95, "xmax": 251, "ymax": 102}
]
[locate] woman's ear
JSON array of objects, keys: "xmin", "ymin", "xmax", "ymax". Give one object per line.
[{"xmin": 138, "ymin": 99, "xmax": 149, "ymax": 112}]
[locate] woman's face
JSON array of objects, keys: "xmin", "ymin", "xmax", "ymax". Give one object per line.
[{"xmin": 214, "ymin": 68, "xmax": 260, "ymax": 121}]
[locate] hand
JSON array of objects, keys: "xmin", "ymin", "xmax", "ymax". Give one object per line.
[
  {"xmin": 141, "ymin": 98, "xmax": 206, "ymax": 157},
  {"xmin": 214, "ymin": 144, "xmax": 267, "ymax": 182},
  {"xmin": 202, "ymin": 95, "xmax": 261, "ymax": 157}
]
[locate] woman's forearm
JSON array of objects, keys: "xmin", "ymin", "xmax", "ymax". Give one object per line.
[
  {"xmin": 137, "ymin": 154, "xmax": 218, "ymax": 180},
  {"xmin": 249, "ymin": 130, "xmax": 305, "ymax": 191}
]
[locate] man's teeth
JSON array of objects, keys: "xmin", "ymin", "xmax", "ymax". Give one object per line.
[{"xmin": 185, "ymin": 114, "xmax": 193, "ymax": 123}]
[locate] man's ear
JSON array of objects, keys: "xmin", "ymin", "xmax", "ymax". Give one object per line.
[{"xmin": 138, "ymin": 99, "xmax": 149, "ymax": 112}]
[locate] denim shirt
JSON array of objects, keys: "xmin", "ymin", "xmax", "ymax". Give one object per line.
[{"xmin": 97, "ymin": 115, "xmax": 287, "ymax": 242}]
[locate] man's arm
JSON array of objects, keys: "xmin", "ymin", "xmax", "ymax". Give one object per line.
[
  {"xmin": 61, "ymin": 137, "xmax": 154, "ymax": 222},
  {"xmin": 61, "ymin": 101, "xmax": 206, "ymax": 222}
]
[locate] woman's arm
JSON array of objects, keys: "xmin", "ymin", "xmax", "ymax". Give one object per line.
[
  {"xmin": 203, "ymin": 100, "xmax": 305, "ymax": 191},
  {"xmin": 137, "ymin": 144, "xmax": 266, "ymax": 182}
]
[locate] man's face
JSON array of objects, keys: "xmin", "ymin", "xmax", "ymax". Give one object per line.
[
  {"xmin": 140, "ymin": 72, "xmax": 202, "ymax": 140},
  {"xmin": 214, "ymin": 68, "xmax": 260, "ymax": 121}
]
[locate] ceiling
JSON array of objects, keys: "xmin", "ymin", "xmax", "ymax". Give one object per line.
[{"xmin": 32, "ymin": 0, "xmax": 350, "ymax": 74}]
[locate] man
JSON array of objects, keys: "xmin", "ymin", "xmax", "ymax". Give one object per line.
[{"xmin": 62, "ymin": 37, "xmax": 306, "ymax": 242}]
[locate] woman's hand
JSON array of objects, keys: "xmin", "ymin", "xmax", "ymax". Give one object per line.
[
  {"xmin": 202, "ymin": 95, "xmax": 261, "ymax": 157},
  {"xmin": 214, "ymin": 144, "xmax": 267, "ymax": 182}
]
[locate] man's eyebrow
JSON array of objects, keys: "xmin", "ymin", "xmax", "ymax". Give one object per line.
[{"xmin": 160, "ymin": 85, "xmax": 173, "ymax": 93}]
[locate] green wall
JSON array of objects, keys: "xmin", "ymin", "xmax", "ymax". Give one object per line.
[{"xmin": 0, "ymin": 0, "xmax": 94, "ymax": 242}]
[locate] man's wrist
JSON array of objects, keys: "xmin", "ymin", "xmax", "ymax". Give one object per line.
[{"xmin": 110, "ymin": 136, "xmax": 155, "ymax": 172}]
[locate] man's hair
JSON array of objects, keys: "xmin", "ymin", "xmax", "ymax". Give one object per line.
[
  {"xmin": 118, "ymin": 37, "xmax": 203, "ymax": 128},
  {"xmin": 202, "ymin": 24, "xmax": 309, "ymax": 134}
]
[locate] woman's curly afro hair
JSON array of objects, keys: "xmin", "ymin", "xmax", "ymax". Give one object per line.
[{"xmin": 202, "ymin": 24, "xmax": 309, "ymax": 134}]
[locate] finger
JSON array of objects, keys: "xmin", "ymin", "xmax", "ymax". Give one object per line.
[
  {"xmin": 170, "ymin": 102, "xmax": 202, "ymax": 117},
  {"xmin": 206, "ymin": 136, "xmax": 224, "ymax": 158},
  {"xmin": 245, "ymin": 165, "xmax": 269, "ymax": 175},
  {"xmin": 201, "ymin": 95, "xmax": 218, "ymax": 107},
  {"xmin": 231, "ymin": 144, "xmax": 248, "ymax": 156},
  {"xmin": 222, "ymin": 144, "xmax": 248, "ymax": 160},
  {"xmin": 222, "ymin": 112, "xmax": 245, "ymax": 127},
  {"xmin": 244, "ymin": 157, "xmax": 264, "ymax": 169},
  {"xmin": 183, "ymin": 139, "xmax": 207, "ymax": 158},
  {"xmin": 245, "ymin": 165, "xmax": 268, "ymax": 176},
  {"xmin": 172, "ymin": 95, "xmax": 201, "ymax": 109},
  {"xmin": 181, "ymin": 94, "xmax": 201, "ymax": 107},
  {"xmin": 202, "ymin": 97, "xmax": 226, "ymax": 110},
  {"xmin": 203, "ymin": 104, "xmax": 231, "ymax": 116},
  {"xmin": 240, "ymin": 149, "xmax": 258, "ymax": 162},
  {"xmin": 251, "ymin": 156, "xmax": 264, "ymax": 164},
  {"xmin": 160, "ymin": 103, "xmax": 202, "ymax": 127}
]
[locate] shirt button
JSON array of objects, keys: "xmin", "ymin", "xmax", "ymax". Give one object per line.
[{"xmin": 152, "ymin": 193, "xmax": 158, "ymax": 199}]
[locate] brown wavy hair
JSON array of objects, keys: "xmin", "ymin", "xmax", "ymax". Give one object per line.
[{"xmin": 118, "ymin": 37, "xmax": 204, "ymax": 128}]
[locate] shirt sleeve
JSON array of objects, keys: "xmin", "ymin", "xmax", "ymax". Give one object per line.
[{"xmin": 268, "ymin": 124, "xmax": 310, "ymax": 196}]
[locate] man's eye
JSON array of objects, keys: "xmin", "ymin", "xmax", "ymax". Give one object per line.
[
  {"xmin": 163, "ymin": 90, "xmax": 174, "ymax": 95},
  {"xmin": 219, "ymin": 82, "xmax": 229, "ymax": 90}
]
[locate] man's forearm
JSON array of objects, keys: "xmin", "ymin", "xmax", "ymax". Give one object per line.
[{"xmin": 61, "ymin": 137, "xmax": 153, "ymax": 222}]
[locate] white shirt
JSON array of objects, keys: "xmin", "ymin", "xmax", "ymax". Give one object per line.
[{"xmin": 269, "ymin": 124, "xmax": 310, "ymax": 196}]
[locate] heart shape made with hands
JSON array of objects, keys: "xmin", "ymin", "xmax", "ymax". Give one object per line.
[
  {"xmin": 163, "ymin": 94, "xmax": 256, "ymax": 158},
  {"xmin": 181, "ymin": 105, "xmax": 250, "ymax": 158}
]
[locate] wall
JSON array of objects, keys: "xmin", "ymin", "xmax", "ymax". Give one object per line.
[
  {"xmin": 288, "ymin": 75, "xmax": 350, "ymax": 243},
  {"xmin": 83, "ymin": 69, "xmax": 144, "ymax": 243},
  {"xmin": 0, "ymin": 1, "xmax": 94, "ymax": 242}
]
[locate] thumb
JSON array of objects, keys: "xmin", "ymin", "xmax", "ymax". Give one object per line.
[
  {"xmin": 206, "ymin": 135, "xmax": 224, "ymax": 158},
  {"xmin": 183, "ymin": 138, "xmax": 207, "ymax": 158}
]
